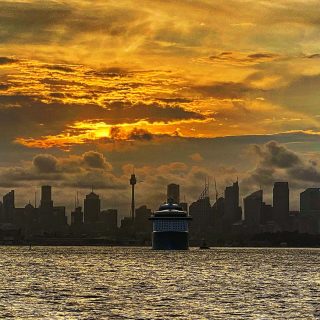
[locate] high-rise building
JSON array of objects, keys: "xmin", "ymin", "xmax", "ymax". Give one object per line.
[
  {"xmin": 223, "ymin": 181, "xmax": 241, "ymax": 227},
  {"xmin": 84, "ymin": 192, "xmax": 101, "ymax": 224},
  {"xmin": 71, "ymin": 207, "xmax": 83, "ymax": 226},
  {"xmin": 261, "ymin": 202, "xmax": 273, "ymax": 225},
  {"xmin": 167, "ymin": 183, "xmax": 180, "ymax": 204},
  {"xmin": 40, "ymin": 185, "xmax": 53, "ymax": 208},
  {"xmin": 189, "ymin": 197, "xmax": 213, "ymax": 237},
  {"xmin": 101, "ymin": 209, "xmax": 118, "ymax": 233},
  {"xmin": 244, "ymin": 190, "xmax": 263, "ymax": 230},
  {"xmin": 135, "ymin": 205, "xmax": 152, "ymax": 233},
  {"xmin": 300, "ymin": 188, "xmax": 320, "ymax": 214},
  {"xmin": 273, "ymin": 182, "xmax": 289, "ymax": 228},
  {"xmin": 300, "ymin": 188, "xmax": 320, "ymax": 234},
  {"xmin": 3, "ymin": 190, "xmax": 15, "ymax": 222}
]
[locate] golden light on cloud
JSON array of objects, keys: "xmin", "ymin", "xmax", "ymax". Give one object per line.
[{"xmin": 0, "ymin": 0, "xmax": 319, "ymax": 153}]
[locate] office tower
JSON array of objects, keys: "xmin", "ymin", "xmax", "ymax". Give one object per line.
[
  {"xmin": 135, "ymin": 205, "xmax": 152, "ymax": 233},
  {"xmin": 71, "ymin": 207, "xmax": 83, "ymax": 226},
  {"xmin": 189, "ymin": 197, "xmax": 213, "ymax": 237},
  {"xmin": 260, "ymin": 202, "xmax": 273, "ymax": 225},
  {"xmin": 84, "ymin": 191, "xmax": 101, "ymax": 224},
  {"xmin": 3, "ymin": 190, "xmax": 15, "ymax": 222},
  {"xmin": 244, "ymin": 190, "xmax": 263, "ymax": 230},
  {"xmin": 300, "ymin": 188, "xmax": 320, "ymax": 214},
  {"xmin": 101, "ymin": 209, "xmax": 118, "ymax": 233},
  {"xmin": 273, "ymin": 182, "xmax": 289, "ymax": 228},
  {"xmin": 300, "ymin": 188, "xmax": 320, "ymax": 234},
  {"xmin": 224, "ymin": 181, "xmax": 241, "ymax": 226},
  {"xmin": 130, "ymin": 174, "xmax": 137, "ymax": 220},
  {"xmin": 40, "ymin": 185, "xmax": 53, "ymax": 208},
  {"xmin": 167, "ymin": 183, "xmax": 180, "ymax": 204}
]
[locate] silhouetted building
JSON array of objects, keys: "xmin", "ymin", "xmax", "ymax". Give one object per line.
[
  {"xmin": 167, "ymin": 184, "xmax": 180, "ymax": 204},
  {"xmin": 52, "ymin": 206, "xmax": 67, "ymax": 228},
  {"xmin": 180, "ymin": 202, "xmax": 188, "ymax": 213},
  {"xmin": 3, "ymin": 190, "xmax": 15, "ymax": 222},
  {"xmin": 300, "ymin": 188, "xmax": 320, "ymax": 214},
  {"xmin": 300, "ymin": 188, "xmax": 320, "ymax": 234},
  {"xmin": 130, "ymin": 174, "xmax": 137, "ymax": 221},
  {"xmin": 101, "ymin": 209, "xmax": 118, "ymax": 234},
  {"xmin": 261, "ymin": 202, "xmax": 273, "ymax": 225},
  {"xmin": 212, "ymin": 197, "xmax": 225, "ymax": 233},
  {"xmin": 135, "ymin": 205, "xmax": 152, "ymax": 233},
  {"xmin": 244, "ymin": 190, "xmax": 263, "ymax": 232},
  {"xmin": 189, "ymin": 197, "xmax": 213, "ymax": 238},
  {"xmin": 40, "ymin": 186, "xmax": 53, "ymax": 208},
  {"xmin": 84, "ymin": 192, "xmax": 100, "ymax": 224},
  {"xmin": 71, "ymin": 207, "xmax": 83, "ymax": 226},
  {"xmin": 273, "ymin": 182, "xmax": 289, "ymax": 229},
  {"xmin": 223, "ymin": 181, "xmax": 241, "ymax": 228}
]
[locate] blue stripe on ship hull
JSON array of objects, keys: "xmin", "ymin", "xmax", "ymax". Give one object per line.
[{"xmin": 152, "ymin": 231, "xmax": 189, "ymax": 250}]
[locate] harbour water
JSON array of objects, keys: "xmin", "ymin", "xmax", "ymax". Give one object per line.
[{"xmin": 0, "ymin": 246, "xmax": 319, "ymax": 319}]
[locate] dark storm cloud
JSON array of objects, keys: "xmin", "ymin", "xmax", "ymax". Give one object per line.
[
  {"xmin": 61, "ymin": 171, "xmax": 126, "ymax": 190},
  {"xmin": 0, "ymin": 151, "xmax": 115, "ymax": 189},
  {"xmin": 33, "ymin": 154, "xmax": 58, "ymax": 173},
  {"xmin": 0, "ymin": 95, "xmax": 206, "ymax": 142},
  {"xmin": 82, "ymin": 151, "xmax": 112, "ymax": 170},
  {"xmin": 252, "ymin": 141, "xmax": 302, "ymax": 169},
  {"xmin": 243, "ymin": 141, "xmax": 320, "ymax": 190}
]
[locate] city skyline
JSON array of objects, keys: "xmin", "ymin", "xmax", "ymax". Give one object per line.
[
  {"xmin": 2, "ymin": 177, "xmax": 320, "ymax": 245},
  {"xmin": 1, "ymin": 1, "xmax": 320, "ymax": 218},
  {"xmin": 1, "ymin": 177, "xmax": 319, "ymax": 219}
]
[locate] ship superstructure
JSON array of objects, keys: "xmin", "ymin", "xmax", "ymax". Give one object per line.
[{"xmin": 150, "ymin": 199, "xmax": 192, "ymax": 250}]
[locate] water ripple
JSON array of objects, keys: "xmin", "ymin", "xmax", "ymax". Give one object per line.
[{"xmin": 0, "ymin": 247, "xmax": 319, "ymax": 319}]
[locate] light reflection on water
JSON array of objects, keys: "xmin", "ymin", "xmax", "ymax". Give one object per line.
[{"xmin": 0, "ymin": 247, "xmax": 319, "ymax": 319}]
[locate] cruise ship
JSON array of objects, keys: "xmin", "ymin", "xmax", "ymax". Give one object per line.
[{"xmin": 150, "ymin": 199, "xmax": 192, "ymax": 250}]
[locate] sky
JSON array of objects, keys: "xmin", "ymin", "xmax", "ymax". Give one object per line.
[{"xmin": 1, "ymin": 0, "xmax": 320, "ymax": 216}]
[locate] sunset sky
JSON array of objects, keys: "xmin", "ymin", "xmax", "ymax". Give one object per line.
[{"xmin": 1, "ymin": 0, "xmax": 320, "ymax": 215}]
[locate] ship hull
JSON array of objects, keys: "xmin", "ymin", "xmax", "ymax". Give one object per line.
[{"xmin": 152, "ymin": 231, "xmax": 189, "ymax": 250}]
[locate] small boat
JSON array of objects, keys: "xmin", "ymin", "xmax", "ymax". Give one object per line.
[{"xmin": 199, "ymin": 239, "xmax": 210, "ymax": 249}]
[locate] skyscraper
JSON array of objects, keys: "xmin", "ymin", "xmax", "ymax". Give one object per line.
[
  {"xmin": 300, "ymin": 188, "xmax": 320, "ymax": 214},
  {"xmin": 3, "ymin": 190, "xmax": 14, "ymax": 222},
  {"xmin": 300, "ymin": 188, "xmax": 320, "ymax": 234},
  {"xmin": 40, "ymin": 185, "xmax": 53, "ymax": 208},
  {"xmin": 273, "ymin": 182, "xmax": 289, "ymax": 228},
  {"xmin": 244, "ymin": 190, "xmax": 263, "ymax": 230},
  {"xmin": 101, "ymin": 209, "xmax": 118, "ymax": 233},
  {"xmin": 84, "ymin": 192, "xmax": 101, "ymax": 224},
  {"xmin": 71, "ymin": 206, "xmax": 83, "ymax": 226},
  {"xmin": 223, "ymin": 181, "xmax": 241, "ymax": 227},
  {"xmin": 167, "ymin": 183, "xmax": 180, "ymax": 204}
]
